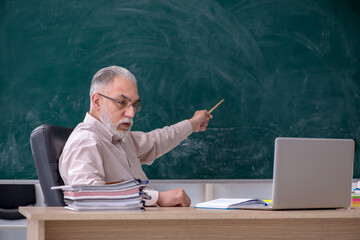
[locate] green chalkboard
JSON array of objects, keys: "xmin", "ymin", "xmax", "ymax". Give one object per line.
[{"xmin": 1, "ymin": 0, "xmax": 359, "ymax": 179}]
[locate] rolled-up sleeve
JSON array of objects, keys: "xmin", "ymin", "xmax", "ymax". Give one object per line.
[{"xmin": 143, "ymin": 189, "xmax": 159, "ymax": 206}]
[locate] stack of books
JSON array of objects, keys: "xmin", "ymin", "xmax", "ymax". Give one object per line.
[
  {"xmin": 52, "ymin": 178, "xmax": 149, "ymax": 211},
  {"xmin": 352, "ymin": 180, "xmax": 360, "ymax": 208}
]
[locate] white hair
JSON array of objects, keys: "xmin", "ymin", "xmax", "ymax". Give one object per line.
[{"xmin": 89, "ymin": 66, "xmax": 137, "ymax": 98}]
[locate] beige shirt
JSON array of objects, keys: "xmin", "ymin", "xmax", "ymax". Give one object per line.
[{"xmin": 59, "ymin": 113, "xmax": 193, "ymax": 205}]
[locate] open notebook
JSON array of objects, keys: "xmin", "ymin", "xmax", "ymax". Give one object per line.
[
  {"xmin": 195, "ymin": 198, "xmax": 271, "ymax": 209},
  {"xmin": 196, "ymin": 137, "xmax": 355, "ymax": 210}
]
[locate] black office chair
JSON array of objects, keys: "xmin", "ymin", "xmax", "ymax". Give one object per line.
[{"xmin": 30, "ymin": 125, "xmax": 73, "ymax": 206}]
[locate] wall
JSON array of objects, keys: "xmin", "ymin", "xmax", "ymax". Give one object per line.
[{"xmin": 1, "ymin": 0, "xmax": 360, "ymax": 180}]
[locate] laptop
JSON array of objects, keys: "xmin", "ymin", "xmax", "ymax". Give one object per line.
[{"xmin": 255, "ymin": 137, "xmax": 355, "ymax": 210}]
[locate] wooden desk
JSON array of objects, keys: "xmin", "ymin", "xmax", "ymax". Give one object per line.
[{"xmin": 19, "ymin": 207, "xmax": 360, "ymax": 240}]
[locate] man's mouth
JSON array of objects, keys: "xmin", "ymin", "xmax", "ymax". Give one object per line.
[
  {"xmin": 117, "ymin": 118, "xmax": 133, "ymax": 131},
  {"xmin": 120, "ymin": 122, "xmax": 131, "ymax": 129}
]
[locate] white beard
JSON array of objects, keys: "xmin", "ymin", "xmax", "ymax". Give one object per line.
[{"xmin": 100, "ymin": 106, "xmax": 133, "ymax": 140}]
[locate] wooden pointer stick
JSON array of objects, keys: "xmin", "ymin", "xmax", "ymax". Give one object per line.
[{"xmin": 207, "ymin": 99, "xmax": 224, "ymax": 116}]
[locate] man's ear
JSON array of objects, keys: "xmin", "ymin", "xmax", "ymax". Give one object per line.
[{"xmin": 91, "ymin": 93, "xmax": 101, "ymax": 111}]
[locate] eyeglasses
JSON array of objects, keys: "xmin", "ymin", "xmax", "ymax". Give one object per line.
[{"xmin": 98, "ymin": 93, "xmax": 142, "ymax": 112}]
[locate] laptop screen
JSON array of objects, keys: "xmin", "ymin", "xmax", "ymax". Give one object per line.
[{"xmin": 271, "ymin": 137, "xmax": 355, "ymax": 209}]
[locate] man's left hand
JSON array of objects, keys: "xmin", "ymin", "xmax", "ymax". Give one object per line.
[{"xmin": 157, "ymin": 188, "xmax": 191, "ymax": 207}]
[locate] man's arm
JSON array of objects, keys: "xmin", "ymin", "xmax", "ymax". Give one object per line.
[
  {"xmin": 132, "ymin": 110, "xmax": 213, "ymax": 165},
  {"xmin": 128, "ymin": 110, "xmax": 212, "ymax": 207},
  {"xmin": 155, "ymin": 110, "xmax": 212, "ymax": 207},
  {"xmin": 155, "ymin": 111, "xmax": 211, "ymax": 206}
]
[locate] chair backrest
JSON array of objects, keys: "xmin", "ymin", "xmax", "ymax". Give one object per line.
[{"xmin": 30, "ymin": 125, "xmax": 73, "ymax": 206}]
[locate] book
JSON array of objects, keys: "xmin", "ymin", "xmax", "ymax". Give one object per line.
[
  {"xmin": 352, "ymin": 182, "xmax": 360, "ymax": 207},
  {"xmin": 62, "ymin": 185, "xmax": 144, "ymax": 200},
  {"xmin": 51, "ymin": 178, "xmax": 148, "ymax": 191},
  {"xmin": 64, "ymin": 197, "xmax": 144, "ymax": 206},
  {"xmin": 64, "ymin": 197, "xmax": 145, "ymax": 211},
  {"xmin": 195, "ymin": 198, "xmax": 270, "ymax": 209},
  {"xmin": 65, "ymin": 203, "xmax": 145, "ymax": 211},
  {"xmin": 353, "ymin": 188, "xmax": 360, "ymax": 195},
  {"xmin": 52, "ymin": 178, "xmax": 149, "ymax": 211}
]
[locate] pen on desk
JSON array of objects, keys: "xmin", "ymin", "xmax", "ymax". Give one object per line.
[{"xmin": 207, "ymin": 99, "xmax": 224, "ymax": 116}]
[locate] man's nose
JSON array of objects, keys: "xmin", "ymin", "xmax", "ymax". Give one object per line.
[{"xmin": 124, "ymin": 105, "xmax": 136, "ymax": 118}]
